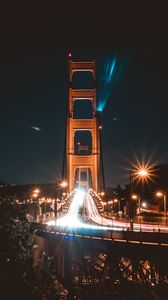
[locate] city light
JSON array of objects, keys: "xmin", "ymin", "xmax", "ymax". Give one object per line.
[
  {"xmin": 156, "ymin": 191, "xmax": 163, "ymax": 197},
  {"xmin": 114, "ymin": 198, "xmax": 118, "ymax": 203},
  {"xmin": 156, "ymin": 191, "xmax": 167, "ymax": 218},
  {"xmin": 60, "ymin": 181, "xmax": 67, "ymax": 188},
  {"xmin": 132, "ymin": 194, "xmax": 138, "ymax": 200},
  {"xmin": 32, "ymin": 193, "xmax": 38, "ymax": 198},
  {"xmin": 141, "ymin": 201, "xmax": 147, "ymax": 208}
]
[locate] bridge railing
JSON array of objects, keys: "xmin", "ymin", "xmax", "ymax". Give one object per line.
[{"xmin": 29, "ymin": 222, "xmax": 168, "ymax": 246}]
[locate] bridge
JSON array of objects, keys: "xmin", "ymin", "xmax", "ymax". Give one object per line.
[
  {"xmin": 31, "ymin": 57, "xmax": 168, "ymax": 235},
  {"xmin": 29, "ymin": 57, "xmax": 168, "ymax": 298}
]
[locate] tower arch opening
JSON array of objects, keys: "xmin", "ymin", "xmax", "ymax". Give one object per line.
[
  {"xmin": 74, "ymin": 168, "xmax": 93, "ymax": 191},
  {"xmin": 74, "ymin": 130, "xmax": 92, "ymax": 155},
  {"xmin": 72, "ymin": 72, "xmax": 95, "ymax": 89},
  {"xmin": 73, "ymin": 99, "xmax": 93, "ymax": 119}
]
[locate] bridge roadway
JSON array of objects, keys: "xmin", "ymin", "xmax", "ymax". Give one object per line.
[
  {"xmin": 46, "ymin": 190, "xmax": 168, "ymax": 230},
  {"xmin": 31, "ymin": 190, "xmax": 168, "ymax": 247}
]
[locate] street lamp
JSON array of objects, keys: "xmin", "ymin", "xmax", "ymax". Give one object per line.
[
  {"xmin": 54, "ymin": 180, "xmax": 68, "ymax": 223},
  {"xmin": 132, "ymin": 194, "xmax": 141, "ymax": 216},
  {"xmin": 156, "ymin": 191, "xmax": 167, "ymax": 219},
  {"xmin": 32, "ymin": 192, "xmax": 38, "ymax": 198},
  {"xmin": 32, "ymin": 188, "xmax": 40, "ymax": 222},
  {"xmin": 130, "ymin": 167, "xmax": 149, "ymax": 230},
  {"xmin": 141, "ymin": 201, "xmax": 147, "ymax": 209},
  {"xmin": 137, "ymin": 169, "xmax": 148, "ymax": 177},
  {"xmin": 114, "ymin": 198, "xmax": 119, "ymax": 213},
  {"xmin": 60, "ymin": 181, "xmax": 67, "ymax": 188}
]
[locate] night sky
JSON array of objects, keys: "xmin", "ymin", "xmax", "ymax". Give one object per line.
[{"xmin": 0, "ymin": 1, "xmax": 168, "ymax": 186}]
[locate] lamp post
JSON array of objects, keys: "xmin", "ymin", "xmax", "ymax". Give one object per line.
[
  {"xmin": 156, "ymin": 191, "xmax": 167, "ymax": 219},
  {"xmin": 130, "ymin": 167, "xmax": 149, "ymax": 230},
  {"xmin": 132, "ymin": 194, "xmax": 141, "ymax": 216},
  {"xmin": 54, "ymin": 180, "xmax": 68, "ymax": 224},
  {"xmin": 114, "ymin": 198, "xmax": 119, "ymax": 213},
  {"xmin": 32, "ymin": 188, "xmax": 40, "ymax": 222}
]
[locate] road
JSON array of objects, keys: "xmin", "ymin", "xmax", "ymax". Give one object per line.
[{"xmin": 47, "ymin": 190, "xmax": 168, "ymax": 232}]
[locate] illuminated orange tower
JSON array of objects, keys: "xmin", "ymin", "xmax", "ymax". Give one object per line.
[{"xmin": 66, "ymin": 59, "xmax": 101, "ymax": 193}]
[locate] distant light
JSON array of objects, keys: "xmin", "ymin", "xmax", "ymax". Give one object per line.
[
  {"xmin": 114, "ymin": 198, "xmax": 118, "ymax": 203},
  {"xmin": 60, "ymin": 181, "xmax": 67, "ymax": 188},
  {"xmin": 132, "ymin": 194, "xmax": 138, "ymax": 200},
  {"xmin": 156, "ymin": 191, "xmax": 163, "ymax": 197},
  {"xmin": 68, "ymin": 52, "xmax": 72, "ymax": 59},
  {"xmin": 141, "ymin": 201, "xmax": 147, "ymax": 208},
  {"xmin": 32, "ymin": 193, "xmax": 38, "ymax": 198},
  {"xmin": 99, "ymin": 125, "xmax": 102, "ymax": 130},
  {"xmin": 77, "ymin": 142, "xmax": 80, "ymax": 145}
]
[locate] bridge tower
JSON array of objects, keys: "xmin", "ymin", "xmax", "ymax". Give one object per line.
[{"xmin": 65, "ymin": 59, "xmax": 101, "ymax": 193}]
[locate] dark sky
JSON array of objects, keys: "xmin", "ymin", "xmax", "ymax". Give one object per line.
[{"xmin": 0, "ymin": 1, "xmax": 168, "ymax": 186}]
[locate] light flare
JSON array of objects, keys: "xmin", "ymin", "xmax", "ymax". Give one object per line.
[{"xmin": 55, "ymin": 190, "xmax": 85, "ymax": 227}]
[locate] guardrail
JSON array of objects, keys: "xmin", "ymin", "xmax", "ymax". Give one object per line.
[{"xmin": 29, "ymin": 222, "xmax": 168, "ymax": 247}]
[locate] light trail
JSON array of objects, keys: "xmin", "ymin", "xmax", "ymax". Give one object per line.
[
  {"xmin": 84, "ymin": 193, "xmax": 168, "ymax": 232},
  {"xmin": 47, "ymin": 190, "xmax": 168, "ymax": 233},
  {"xmin": 47, "ymin": 190, "xmax": 124, "ymax": 231}
]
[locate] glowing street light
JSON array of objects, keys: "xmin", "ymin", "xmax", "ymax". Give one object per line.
[
  {"xmin": 32, "ymin": 193, "xmax": 38, "ymax": 198},
  {"xmin": 130, "ymin": 166, "xmax": 149, "ymax": 230},
  {"xmin": 156, "ymin": 192, "xmax": 163, "ymax": 197},
  {"xmin": 141, "ymin": 201, "xmax": 147, "ymax": 209},
  {"xmin": 132, "ymin": 194, "xmax": 141, "ymax": 216},
  {"xmin": 31, "ymin": 188, "xmax": 41, "ymax": 222},
  {"xmin": 156, "ymin": 191, "xmax": 167, "ymax": 218},
  {"xmin": 132, "ymin": 194, "xmax": 138, "ymax": 200},
  {"xmin": 137, "ymin": 169, "xmax": 148, "ymax": 177},
  {"xmin": 113, "ymin": 198, "xmax": 120, "ymax": 213},
  {"xmin": 60, "ymin": 181, "xmax": 67, "ymax": 188},
  {"xmin": 54, "ymin": 180, "xmax": 68, "ymax": 223}
]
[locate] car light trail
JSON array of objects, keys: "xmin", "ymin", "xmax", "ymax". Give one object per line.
[
  {"xmin": 47, "ymin": 190, "xmax": 125, "ymax": 231},
  {"xmin": 47, "ymin": 190, "xmax": 168, "ymax": 232}
]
